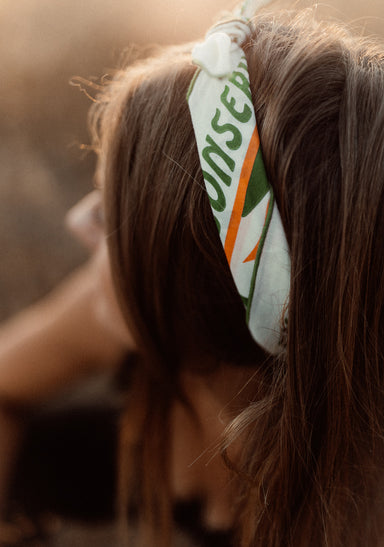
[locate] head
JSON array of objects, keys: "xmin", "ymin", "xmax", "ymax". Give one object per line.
[{"xmin": 91, "ymin": 10, "xmax": 384, "ymax": 547}]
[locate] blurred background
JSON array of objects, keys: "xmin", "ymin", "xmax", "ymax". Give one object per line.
[
  {"xmin": 1, "ymin": 0, "xmax": 384, "ymax": 321},
  {"xmin": 0, "ymin": 0, "xmax": 240, "ymax": 321}
]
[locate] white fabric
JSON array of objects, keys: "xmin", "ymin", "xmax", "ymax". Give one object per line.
[{"xmin": 188, "ymin": 18, "xmax": 290, "ymax": 355}]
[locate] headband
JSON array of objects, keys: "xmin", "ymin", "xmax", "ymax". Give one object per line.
[{"xmin": 187, "ymin": 13, "xmax": 290, "ymax": 355}]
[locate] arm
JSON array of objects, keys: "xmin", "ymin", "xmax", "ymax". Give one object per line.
[
  {"xmin": 0, "ymin": 260, "xmax": 128, "ymax": 404},
  {"xmin": 0, "ymin": 258, "xmax": 130, "ymax": 515}
]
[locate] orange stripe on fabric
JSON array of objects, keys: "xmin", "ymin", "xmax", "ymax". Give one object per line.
[
  {"xmin": 244, "ymin": 240, "xmax": 260, "ymax": 264},
  {"xmin": 243, "ymin": 199, "xmax": 270, "ymax": 263},
  {"xmin": 224, "ymin": 127, "xmax": 260, "ymax": 265}
]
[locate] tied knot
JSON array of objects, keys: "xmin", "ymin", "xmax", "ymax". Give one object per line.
[
  {"xmin": 191, "ymin": 19, "xmax": 251, "ymax": 78},
  {"xmin": 192, "ymin": 32, "xmax": 232, "ymax": 78}
]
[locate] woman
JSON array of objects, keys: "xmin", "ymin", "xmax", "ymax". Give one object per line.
[{"xmin": 2, "ymin": 6, "xmax": 384, "ymax": 547}]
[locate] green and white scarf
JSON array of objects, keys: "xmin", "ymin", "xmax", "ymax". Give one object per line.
[{"xmin": 187, "ymin": 8, "xmax": 290, "ymax": 355}]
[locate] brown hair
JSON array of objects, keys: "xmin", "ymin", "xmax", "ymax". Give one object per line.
[{"xmin": 92, "ymin": 10, "xmax": 384, "ymax": 547}]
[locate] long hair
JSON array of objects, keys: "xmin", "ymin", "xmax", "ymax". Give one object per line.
[{"xmin": 91, "ymin": 11, "xmax": 384, "ymax": 546}]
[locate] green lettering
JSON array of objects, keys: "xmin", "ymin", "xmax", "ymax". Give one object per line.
[
  {"xmin": 211, "ymin": 108, "xmax": 242, "ymax": 151},
  {"xmin": 221, "ymin": 85, "xmax": 252, "ymax": 123},
  {"xmin": 229, "ymin": 70, "xmax": 252, "ymax": 102},
  {"xmin": 203, "ymin": 170, "xmax": 226, "ymax": 213},
  {"xmin": 202, "ymin": 135, "xmax": 234, "ymax": 187}
]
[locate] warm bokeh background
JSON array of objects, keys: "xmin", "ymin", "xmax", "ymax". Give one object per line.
[
  {"xmin": 1, "ymin": 0, "xmax": 384, "ymax": 321},
  {"xmin": 0, "ymin": 0, "xmax": 239, "ymax": 321}
]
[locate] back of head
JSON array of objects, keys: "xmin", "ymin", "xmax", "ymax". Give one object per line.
[{"xmin": 93, "ymin": 10, "xmax": 384, "ymax": 547}]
